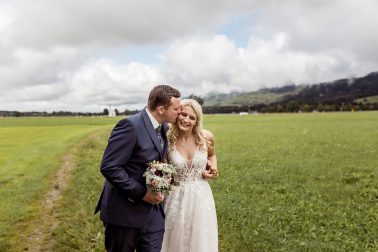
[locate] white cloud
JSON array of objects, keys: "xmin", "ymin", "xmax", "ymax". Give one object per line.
[
  {"xmin": 161, "ymin": 33, "xmax": 369, "ymax": 94},
  {"xmin": 0, "ymin": 4, "xmax": 16, "ymax": 47},
  {"xmin": 254, "ymin": 0, "xmax": 378, "ymax": 61},
  {"xmin": 0, "ymin": 46, "xmax": 80, "ymax": 89},
  {"xmin": 65, "ymin": 60, "xmax": 163, "ymax": 106},
  {"xmin": 0, "ymin": 0, "xmax": 377, "ymax": 112}
]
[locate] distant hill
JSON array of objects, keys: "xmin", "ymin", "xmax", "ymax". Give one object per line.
[
  {"xmin": 3, "ymin": 72, "xmax": 378, "ymax": 117},
  {"xmin": 203, "ymin": 72, "xmax": 378, "ymax": 113},
  {"xmin": 204, "ymin": 85, "xmax": 301, "ymax": 106}
]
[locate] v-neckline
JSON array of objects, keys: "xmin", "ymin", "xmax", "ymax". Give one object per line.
[{"xmin": 175, "ymin": 146, "xmax": 199, "ymax": 169}]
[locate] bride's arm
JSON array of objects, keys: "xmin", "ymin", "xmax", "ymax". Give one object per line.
[{"xmin": 203, "ymin": 130, "xmax": 218, "ymax": 179}]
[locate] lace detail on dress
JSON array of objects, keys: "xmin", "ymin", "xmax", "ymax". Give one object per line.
[
  {"xmin": 169, "ymin": 147, "xmax": 207, "ymax": 183},
  {"xmin": 162, "ymin": 145, "xmax": 218, "ymax": 252}
]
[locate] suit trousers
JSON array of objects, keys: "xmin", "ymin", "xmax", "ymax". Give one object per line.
[{"xmin": 104, "ymin": 206, "xmax": 165, "ymax": 252}]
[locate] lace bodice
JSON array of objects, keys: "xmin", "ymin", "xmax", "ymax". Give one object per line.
[
  {"xmin": 162, "ymin": 145, "xmax": 218, "ymax": 252},
  {"xmin": 169, "ymin": 147, "xmax": 207, "ymax": 183}
]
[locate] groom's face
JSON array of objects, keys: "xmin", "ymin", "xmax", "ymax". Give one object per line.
[{"xmin": 162, "ymin": 97, "xmax": 181, "ymax": 123}]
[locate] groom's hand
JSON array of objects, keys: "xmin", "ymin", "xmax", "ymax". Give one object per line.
[{"xmin": 142, "ymin": 189, "xmax": 164, "ymax": 205}]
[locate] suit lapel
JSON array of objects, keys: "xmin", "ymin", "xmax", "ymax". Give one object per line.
[{"xmin": 141, "ymin": 109, "xmax": 163, "ymax": 160}]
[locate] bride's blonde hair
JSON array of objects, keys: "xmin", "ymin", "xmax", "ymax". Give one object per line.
[{"xmin": 167, "ymin": 99, "xmax": 206, "ymax": 152}]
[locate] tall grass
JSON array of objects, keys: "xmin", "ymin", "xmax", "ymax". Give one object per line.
[
  {"xmin": 207, "ymin": 112, "xmax": 378, "ymax": 251},
  {"xmin": 0, "ymin": 117, "xmax": 119, "ymax": 251},
  {"xmin": 2, "ymin": 112, "xmax": 378, "ymax": 251},
  {"xmin": 52, "ymin": 129, "xmax": 110, "ymax": 251},
  {"xmin": 54, "ymin": 111, "xmax": 378, "ymax": 251}
]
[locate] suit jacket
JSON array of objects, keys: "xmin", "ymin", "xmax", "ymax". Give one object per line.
[{"xmin": 95, "ymin": 108, "xmax": 168, "ymax": 229}]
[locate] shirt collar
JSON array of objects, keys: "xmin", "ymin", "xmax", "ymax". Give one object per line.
[{"xmin": 146, "ymin": 108, "xmax": 161, "ymax": 130}]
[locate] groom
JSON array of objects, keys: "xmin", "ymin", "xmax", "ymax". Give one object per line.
[{"xmin": 95, "ymin": 85, "xmax": 181, "ymax": 252}]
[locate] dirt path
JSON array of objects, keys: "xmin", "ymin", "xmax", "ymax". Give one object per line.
[{"xmin": 21, "ymin": 138, "xmax": 81, "ymax": 251}]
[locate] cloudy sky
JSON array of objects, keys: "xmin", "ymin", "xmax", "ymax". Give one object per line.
[{"xmin": 1, "ymin": 0, "xmax": 377, "ymax": 112}]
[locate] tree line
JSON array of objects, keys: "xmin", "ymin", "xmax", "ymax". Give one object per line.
[
  {"xmin": 0, "ymin": 109, "xmax": 139, "ymax": 117},
  {"xmin": 1, "ymin": 72, "xmax": 377, "ymax": 116}
]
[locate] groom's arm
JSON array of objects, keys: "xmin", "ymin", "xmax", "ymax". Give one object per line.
[{"xmin": 100, "ymin": 119, "xmax": 147, "ymax": 200}]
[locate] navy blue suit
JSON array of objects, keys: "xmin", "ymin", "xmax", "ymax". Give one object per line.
[{"xmin": 95, "ymin": 109, "xmax": 168, "ymax": 251}]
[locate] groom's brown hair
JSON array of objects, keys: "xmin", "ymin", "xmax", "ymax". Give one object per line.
[{"xmin": 148, "ymin": 85, "xmax": 181, "ymax": 110}]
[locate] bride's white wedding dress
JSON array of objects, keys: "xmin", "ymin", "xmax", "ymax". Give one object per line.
[{"xmin": 161, "ymin": 146, "xmax": 218, "ymax": 252}]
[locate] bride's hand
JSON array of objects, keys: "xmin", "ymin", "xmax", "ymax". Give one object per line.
[
  {"xmin": 202, "ymin": 168, "xmax": 218, "ymax": 179},
  {"xmin": 206, "ymin": 159, "xmax": 212, "ymax": 171}
]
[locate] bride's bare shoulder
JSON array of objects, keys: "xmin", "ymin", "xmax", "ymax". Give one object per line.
[{"xmin": 202, "ymin": 129, "xmax": 214, "ymax": 140}]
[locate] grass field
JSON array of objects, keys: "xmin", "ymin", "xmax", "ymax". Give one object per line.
[
  {"xmin": 1, "ymin": 112, "xmax": 377, "ymax": 251},
  {"xmin": 0, "ymin": 117, "xmax": 119, "ymax": 251}
]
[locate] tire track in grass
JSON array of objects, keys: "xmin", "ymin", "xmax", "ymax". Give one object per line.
[{"xmin": 20, "ymin": 133, "xmax": 95, "ymax": 251}]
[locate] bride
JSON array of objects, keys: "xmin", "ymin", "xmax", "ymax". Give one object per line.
[{"xmin": 161, "ymin": 99, "xmax": 218, "ymax": 252}]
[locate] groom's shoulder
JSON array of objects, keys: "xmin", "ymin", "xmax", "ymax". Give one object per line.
[
  {"xmin": 118, "ymin": 111, "xmax": 142, "ymax": 124},
  {"xmin": 110, "ymin": 113, "xmax": 141, "ymax": 133}
]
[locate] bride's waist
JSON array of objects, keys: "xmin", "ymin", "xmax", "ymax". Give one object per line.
[{"xmin": 175, "ymin": 176, "xmax": 206, "ymax": 183}]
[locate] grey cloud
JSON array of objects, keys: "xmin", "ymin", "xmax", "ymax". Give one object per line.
[
  {"xmin": 1, "ymin": 0, "xmax": 378, "ymax": 112},
  {"xmin": 0, "ymin": 46, "xmax": 81, "ymax": 89},
  {"xmin": 9, "ymin": 0, "xmax": 245, "ymax": 49},
  {"xmin": 253, "ymin": 0, "xmax": 378, "ymax": 60}
]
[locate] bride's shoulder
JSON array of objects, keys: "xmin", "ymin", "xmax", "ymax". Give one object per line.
[
  {"xmin": 201, "ymin": 129, "xmax": 215, "ymax": 147},
  {"xmin": 201, "ymin": 129, "xmax": 214, "ymax": 140},
  {"xmin": 201, "ymin": 129, "xmax": 215, "ymax": 156}
]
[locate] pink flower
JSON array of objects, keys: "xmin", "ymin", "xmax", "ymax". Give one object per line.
[{"xmin": 151, "ymin": 179, "xmax": 158, "ymax": 187}]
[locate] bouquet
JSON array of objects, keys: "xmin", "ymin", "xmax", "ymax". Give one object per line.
[{"xmin": 143, "ymin": 160, "xmax": 178, "ymax": 195}]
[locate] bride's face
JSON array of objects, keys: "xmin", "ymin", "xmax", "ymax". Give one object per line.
[{"xmin": 177, "ymin": 105, "xmax": 197, "ymax": 133}]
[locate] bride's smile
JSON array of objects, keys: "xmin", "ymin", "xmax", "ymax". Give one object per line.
[{"xmin": 177, "ymin": 106, "xmax": 197, "ymax": 133}]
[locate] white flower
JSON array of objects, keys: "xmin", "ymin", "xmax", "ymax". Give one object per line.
[{"xmin": 143, "ymin": 160, "xmax": 178, "ymax": 195}]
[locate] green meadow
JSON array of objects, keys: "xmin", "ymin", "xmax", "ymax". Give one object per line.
[
  {"xmin": 0, "ymin": 112, "xmax": 377, "ymax": 251},
  {"xmin": 0, "ymin": 117, "xmax": 119, "ymax": 251}
]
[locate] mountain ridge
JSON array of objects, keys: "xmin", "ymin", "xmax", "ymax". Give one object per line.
[{"xmin": 203, "ymin": 72, "xmax": 378, "ymax": 111}]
